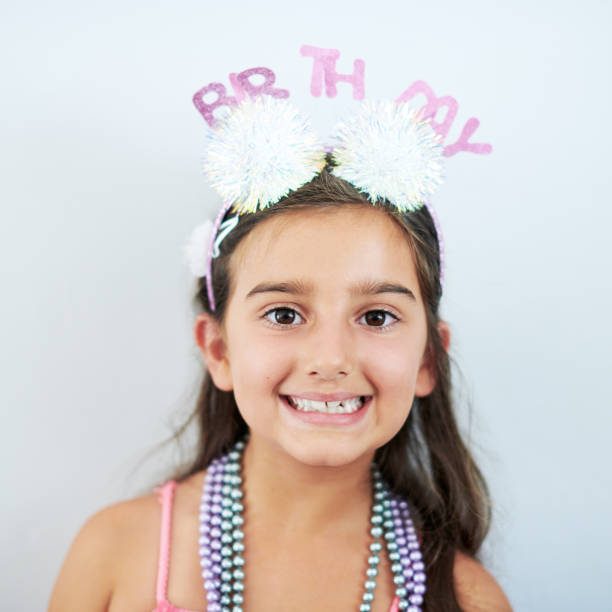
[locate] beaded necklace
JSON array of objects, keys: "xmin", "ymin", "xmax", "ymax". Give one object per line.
[{"xmin": 198, "ymin": 438, "xmax": 426, "ymax": 611}]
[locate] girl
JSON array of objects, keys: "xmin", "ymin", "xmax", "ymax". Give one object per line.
[{"xmin": 48, "ymin": 98, "xmax": 512, "ymax": 611}]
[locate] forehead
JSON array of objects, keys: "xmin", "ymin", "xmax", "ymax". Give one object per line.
[{"xmin": 229, "ymin": 205, "xmax": 422, "ymax": 299}]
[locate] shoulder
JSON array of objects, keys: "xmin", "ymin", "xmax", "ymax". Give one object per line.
[
  {"xmin": 48, "ymin": 490, "xmax": 162, "ymax": 611},
  {"xmin": 453, "ymin": 551, "xmax": 513, "ymax": 612},
  {"xmin": 48, "ymin": 473, "xmax": 206, "ymax": 612}
]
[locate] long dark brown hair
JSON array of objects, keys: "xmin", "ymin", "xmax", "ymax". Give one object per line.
[{"xmin": 167, "ymin": 168, "xmax": 490, "ymax": 611}]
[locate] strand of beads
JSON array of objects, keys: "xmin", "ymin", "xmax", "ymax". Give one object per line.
[
  {"xmin": 362, "ymin": 467, "xmax": 390, "ymax": 611},
  {"xmin": 199, "ymin": 454, "xmax": 228, "ymax": 612},
  {"xmin": 218, "ymin": 440, "xmax": 246, "ymax": 612},
  {"xmin": 387, "ymin": 495, "xmax": 426, "ymax": 611},
  {"xmin": 398, "ymin": 498, "xmax": 426, "ymax": 610},
  {"xmin": 374, "ymin": 474, "xmax": 426, "ymax": 612},
  {"xmin": 198, "ymin": 442, "xmax": 247, "ymax": 612}
]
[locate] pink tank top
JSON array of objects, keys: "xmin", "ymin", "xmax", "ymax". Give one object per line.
[{"xmin": 152, "ymin": 480, "xmax": 400, "ymax": 612}]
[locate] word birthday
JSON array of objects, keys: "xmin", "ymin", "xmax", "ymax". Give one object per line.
[{"xmin": 193, "ymin": 45, "xmax": 492, "ymax": 158}]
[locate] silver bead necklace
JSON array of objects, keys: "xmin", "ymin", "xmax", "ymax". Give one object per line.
[{"xmin": 198, "ymin": 438, "xmax": 426, "ymax": 611}]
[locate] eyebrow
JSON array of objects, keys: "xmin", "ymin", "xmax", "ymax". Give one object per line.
[{"xmin": 245, "ymin": 280, "xmax": 416, "ymax": 301}]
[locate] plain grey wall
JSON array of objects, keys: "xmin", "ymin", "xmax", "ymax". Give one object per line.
[{"xmin": 1, "ymin": 0, "xmax": 610, "ymax": 609}]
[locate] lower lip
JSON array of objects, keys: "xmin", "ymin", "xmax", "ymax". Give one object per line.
[{"xmin": 279, "ymin": 395, "xmax": 372, "ymax": 427}]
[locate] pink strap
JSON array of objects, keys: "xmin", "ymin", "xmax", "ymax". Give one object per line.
[{"xmin": 154, "ymin": 480, "xmax": 178, "ymax": 603}]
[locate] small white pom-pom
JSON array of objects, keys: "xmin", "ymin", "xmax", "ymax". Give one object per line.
[
  {"xmin": 331, "ymin": 101, "xmax": 445, "ymax": 212},
  {"xmin": 183, "ymin": 220, "xmax": 214, "ymax": 278},
  {"xmin": 203, "ymin": 97, "xmax": 326, "ymax": 213}
]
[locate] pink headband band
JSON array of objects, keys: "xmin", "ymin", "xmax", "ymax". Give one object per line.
[{"xmin": 204, "ymin": 200, "xmax": 234, "ymax": 312}]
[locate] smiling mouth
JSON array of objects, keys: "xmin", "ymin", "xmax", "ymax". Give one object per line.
[{"xmin": 282, "ymin": 395, "xmax": 370, "ymax": 414}]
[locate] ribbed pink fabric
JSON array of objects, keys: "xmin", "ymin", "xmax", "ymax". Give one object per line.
[
  {"xmin": 152, "ymin": 481, "xmax": 197, "ymax": 612},
  {"xmin": 152, "ymin": 480, "xmax": 400, "ymax": 612}
]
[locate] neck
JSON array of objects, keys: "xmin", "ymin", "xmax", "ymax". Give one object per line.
[{"xmin": 240, "ymin": 435, "xmax": 375, "ymax": 535}]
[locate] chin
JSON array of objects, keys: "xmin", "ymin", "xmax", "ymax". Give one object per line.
[{"xmin": 280, "ymin": 436, "xmax": 374, "ymax": 469}]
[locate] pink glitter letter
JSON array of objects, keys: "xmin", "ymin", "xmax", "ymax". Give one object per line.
[
  {"xmin": 443, "ymin": 118, "xmax": 493, "ymax": 157},
  {"xmin": 230, "ymin": 67, "xmax": 290, "ymax": 101},
  {"xmin": 300, "ymin": 45, "xmax": 365, "ymax": 100},
  {"xmin": 396, "ymin": 80, "xmax": 492, "ymax": 157},
  {"xmin": 396, "ymin": 80, "xmax": 458, "ymax": 141},
  {"xmin": 192, "ymin": 83, "xmax": 238, "ymax": 127}
]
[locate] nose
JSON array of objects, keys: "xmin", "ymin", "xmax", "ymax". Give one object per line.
[{"xmin": 302, "ymin": 319, "xmax": 354, "ymax": 380}]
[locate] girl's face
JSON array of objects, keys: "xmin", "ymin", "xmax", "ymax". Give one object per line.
[{"xmin": 204, "ymin": 205, "xmax": 436, "ymax": 468}]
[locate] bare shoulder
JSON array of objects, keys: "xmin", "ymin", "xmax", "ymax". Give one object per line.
[
  {"xmin": 453, "ymin": 551, "xmax": 513, "ymax": 612},
  {"xmin": 48, "ymin": 491, "xmax": 161, "ymax": 612}
]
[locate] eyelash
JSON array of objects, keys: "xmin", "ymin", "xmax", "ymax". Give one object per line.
[{"xmin": 262, "ymin": 307, "xmax": 400, "ymax": 331}]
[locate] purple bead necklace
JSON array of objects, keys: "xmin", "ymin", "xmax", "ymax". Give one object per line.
[{"xmin": 198, "ymin": 438, "xmax": 426, "ymax": 611}]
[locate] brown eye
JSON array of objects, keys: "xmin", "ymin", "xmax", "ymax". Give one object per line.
[
  {"xmin": 264, "ymin": 307, "xmax": 303, "ymax": 326},
  {"xmin": 361, "ymin": 310, "xmax": 398, "ymax": 328},
  {"xmin": 275, "ymin": 308, "xmax": 296, "ymax": 324},
  {"xmin": 365, "ymin": 311, "xmax": 386, "ymax": 326}
]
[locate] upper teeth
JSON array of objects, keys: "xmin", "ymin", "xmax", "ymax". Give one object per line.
[{"xmin": 288, "ymin": 396, "xmax": 365, "ymax": 414}]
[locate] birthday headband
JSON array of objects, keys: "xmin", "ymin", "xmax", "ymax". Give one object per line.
[{"xmin": 185, "ymin": 45, "xmax": 492, "ymax": 312}]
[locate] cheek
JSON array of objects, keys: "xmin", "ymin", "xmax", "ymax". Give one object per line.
[
  {"xmin": 229, "ymin": 331, "xmax": 298, "ymax": 434},
  {"xmin": 360, "ymin": 335, "xmax": 424, "ymax": 396},
  {"xmin": 362, "ymin": 338, "xmax": 423, "ymax": 436},
  {"xmin": 229, "ymin": 325, "xmax": 295, "ymax": 392}
]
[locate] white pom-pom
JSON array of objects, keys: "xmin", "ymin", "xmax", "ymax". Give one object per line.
[
  {"xmin": 203, "ymin": 97, "xmax": 326, "ymax": 213},
  {"xmin": 330, "ymin": 101, "xmax": 445, "ymax": 212},
  {"xmin": 183, "ymin": 220, "xmax": 214, "ymax": 278}
]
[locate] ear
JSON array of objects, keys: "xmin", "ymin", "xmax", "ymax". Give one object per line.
[
  {"xmin": 194, "ymin": 313, "xmax": 233, "ymax": 391},
  {"xmin": 414, "ymin": 320, "xmax": 451, "ymax": 397}
]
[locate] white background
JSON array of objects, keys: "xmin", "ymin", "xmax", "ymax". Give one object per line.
[{"xmin": 1, "ymin": 1, "xmax": 610, "ymax": 609}]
